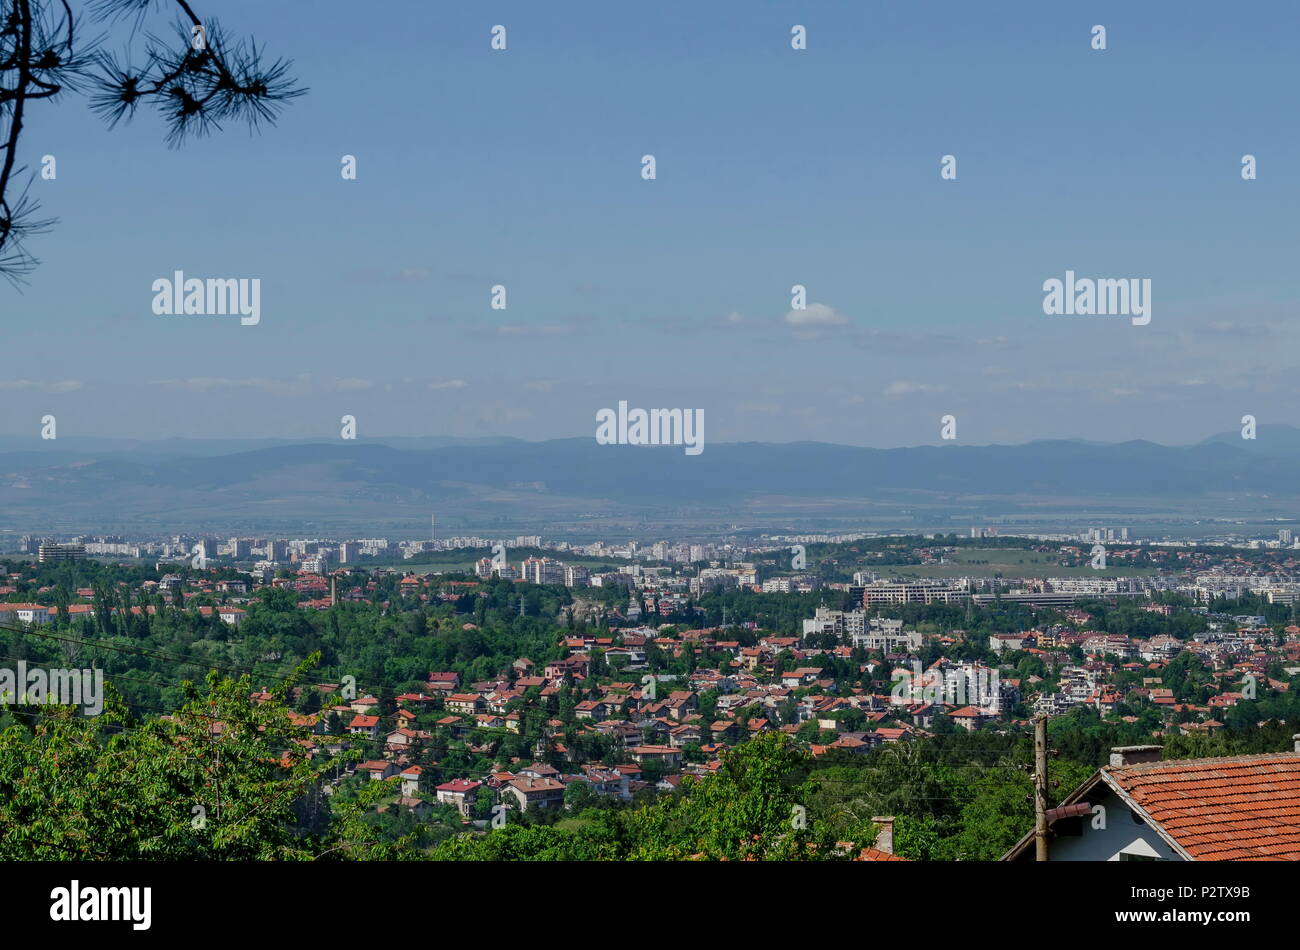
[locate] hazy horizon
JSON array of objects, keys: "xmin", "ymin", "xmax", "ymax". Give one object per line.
[{"xmin": 0, "ymin": 421, "xmax": 1296, "ymax": 451}]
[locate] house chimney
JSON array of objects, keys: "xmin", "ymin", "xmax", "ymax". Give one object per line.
[
  {"xmin": 1293, "ymin": 734, "xmax": 1300, "ymax": 754},
  {"xmin": 1109, "ymin": 745, "xmax": 1162, "ymax": 767},
  {"xmin": 872, "ymin": 817, "xmax": 894, "ymax": 855}
]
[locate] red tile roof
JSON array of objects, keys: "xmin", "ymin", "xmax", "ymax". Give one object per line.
[
  {"xmin": 856, "ymin": 846, "xmax": 909, "ymax": 862},
  {"xmin": 1107, "ymin": 752, "xmax": 1300, "ymax": 860},
  {"xmin": 436, "ymin": 779, "xmax": 481, "ymax": 793}
]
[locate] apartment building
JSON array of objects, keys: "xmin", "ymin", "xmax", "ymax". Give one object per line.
[
  {"xmin": 37, "ymin": 542, "xmax": 86, "ymax": 562},
  {"xmin": 520, "ymin": 557, "xmax": 565, "ymax": 585},
  {"xmin": 861, "ymin": 580, "xmax": 968, "ymax": 607},
  {"xmin": 802, "ymin": 608, "xmax": 921, "ymax": 652}
]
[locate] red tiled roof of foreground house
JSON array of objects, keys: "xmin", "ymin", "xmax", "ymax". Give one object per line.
[
  {"xmin": 1106, "ymin": 751, "xmax": 1300, "ymax": 860},
  {"xmin": 856, "ymin": 846, "xmax": 909, "ymax": 862}
]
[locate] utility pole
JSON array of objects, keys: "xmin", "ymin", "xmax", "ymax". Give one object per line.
[{"xmin": 1034, "ymin": 713, "xmax": 1049, "ymax": 861}]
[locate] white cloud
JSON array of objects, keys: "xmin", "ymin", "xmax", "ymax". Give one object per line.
[
  {"xmin": 148, "ymin": 375, "xmax": 314, "ymax": 394},
  {"xmin": 0, "ymin": 379, "xmax": 83, "ymax": 392},
  {"xmin": 334, "ymin": 377, "xmax": 374, "ymax": 391},
  {"xmin": 784, "ymin": 302, "xmax": 847, "ymax": 327},
  {"xmin": 884, "ymin": 381, "xmax": 946, "ymax": 397},
  {"xmin": 497, "ymin": 324, "xmax": 574, "ymax": 336}
]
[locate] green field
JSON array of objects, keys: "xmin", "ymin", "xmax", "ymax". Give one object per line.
[{"xmin": 879, "ymin": 547, "xmax": 1157, "ymax": 579}]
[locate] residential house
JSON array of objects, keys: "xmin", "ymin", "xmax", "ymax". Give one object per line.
[
  {"xmin": 1004, "ymin": 742, "xmax": 1300, "ymax": 861},
  {"xmin": 348, "ymin": 714, "xmax": 380, "ymax": 739},
  {"xmin": 501, "ymin": 776, "xmax": 566, "ymax": 812},
  {"xmin": 436, "ymin": 778, "xmax": 482, "ymax": 816}
]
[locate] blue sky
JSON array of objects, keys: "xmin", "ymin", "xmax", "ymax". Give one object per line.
[{"xmin": 4, "ymin": 0, "xmax": 1299, "ymax": 446}]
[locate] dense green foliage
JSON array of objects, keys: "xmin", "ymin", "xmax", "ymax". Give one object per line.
[{"xmin": 0, "ymin": 660, "xmax": 407, "ymax": 859}]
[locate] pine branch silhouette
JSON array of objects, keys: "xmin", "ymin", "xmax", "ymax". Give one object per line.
[{"xmin": 0, "ymin": 0, "xmax": 305, "ymax": 285}]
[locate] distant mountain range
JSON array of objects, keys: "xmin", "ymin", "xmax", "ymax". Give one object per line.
[{"xmin": 1, "ymin": 426, "xmax": 1298, "ymax": 536}]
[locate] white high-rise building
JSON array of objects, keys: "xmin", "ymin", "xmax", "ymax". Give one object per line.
[
  {"xmin": 301, "ymin": 554, "xmax": 328, "ymax": 574},
  {"xmin": 521, "ymin": 557, "xmax": 565, "ymax": 585}
]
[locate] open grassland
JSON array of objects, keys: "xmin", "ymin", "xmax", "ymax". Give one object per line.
[{"xmin": 878, "ymin": 547, "xmax": 1158, "ymax": 579}]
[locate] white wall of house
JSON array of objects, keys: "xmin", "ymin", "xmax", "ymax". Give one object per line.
[{"xmin": 1047, "ymin": 789, "xmax": 1184, "ymax": 861}]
